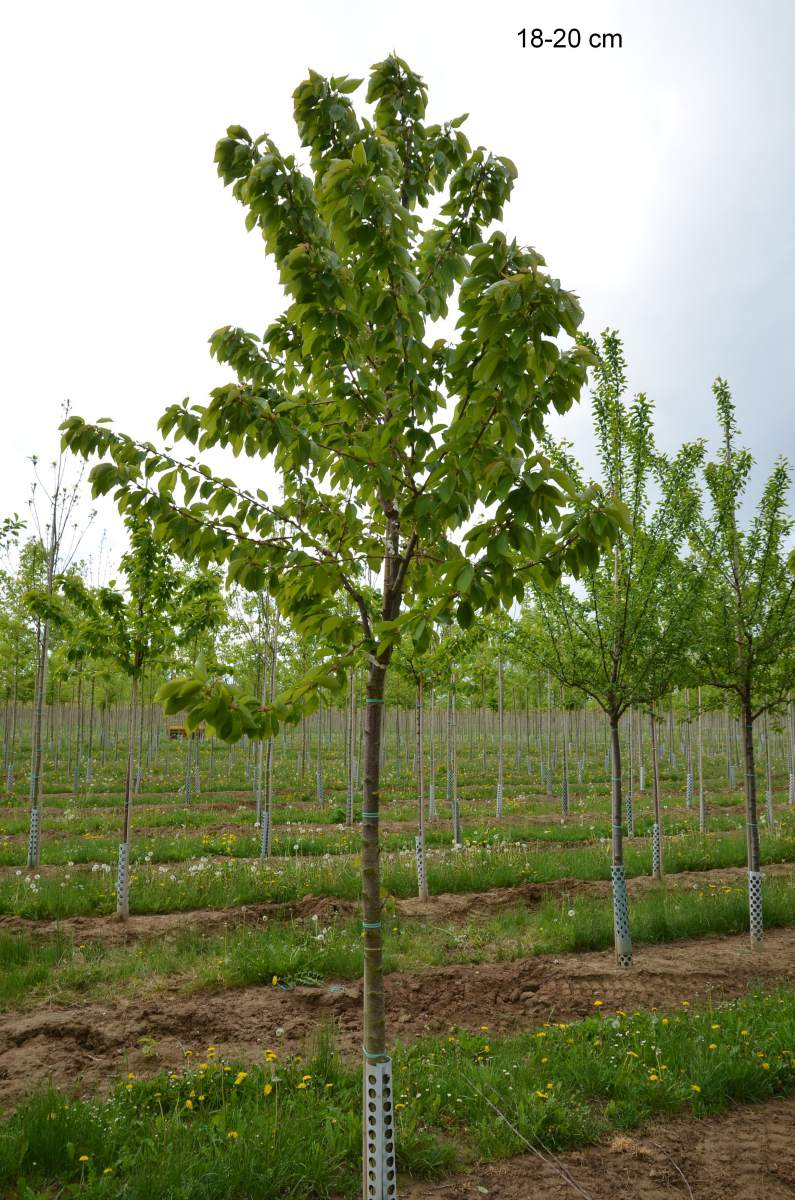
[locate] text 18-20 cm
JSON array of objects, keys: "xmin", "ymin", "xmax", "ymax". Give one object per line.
[{"xmin": 518, "ymin": 28, "xmax": 623, "ymax": 49}]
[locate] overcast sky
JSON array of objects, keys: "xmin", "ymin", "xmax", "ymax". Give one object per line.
[{"xmin": 1, "ymin": 0, "xmax": 793, "ymax": 567}]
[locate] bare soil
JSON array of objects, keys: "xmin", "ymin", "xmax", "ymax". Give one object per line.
[
  {"xmin": 401, "ymin": 1094, "xmax": 795, "ymax": 1199},
  {"xmin": 1, "ymin": 921, "xmax": 794, "ymax": 1104}
]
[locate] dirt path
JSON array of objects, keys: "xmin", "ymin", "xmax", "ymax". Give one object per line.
[
  {"xmin": 401, "ymin": 1094, "xmax": 795, "ymax": 1199},
  {"xmin": 1, "ymin": 921, "xmax": 794, "ymax": 1104}
]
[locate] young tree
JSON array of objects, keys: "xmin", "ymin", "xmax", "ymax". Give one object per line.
[
  {"xmin": 24, "ymin": 442, "xmax": 93, "ymax": 867},
  {"xmin": 518, "ymin": 332, "xmax": 704, "ymax": 967},
  {"xmin": 62, "ymin": 56, "xmax": 625, "ymax": 1196},
  {"xmin": 690, "ymin": 380, "xmax": 795, "ymax": 944},
  {"xmin": 54, "ymin": 518, "xmax": 180, "ymax": 916}
]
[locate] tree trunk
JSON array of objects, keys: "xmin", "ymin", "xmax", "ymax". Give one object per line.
[
  {"xmin": 560, "ymin": 697, "xmax": 569, "ymax": 818},
  {"xmin": 26, "ymin": 617, "xmax": 50, "ymax": 869},
  {"xmin": 697, "ymin": 686, "xmax": 706, "ymax": 832},
  {"xmin": 609, "ymin": 713, "xmax": 632, "ymax": 966},
  {"xmin": 427, "ymin": 687, "xmax": 436, "ymax": 820},
  {"xmin": 650, "ymin": 707, "xmax": 663, "ymax": 880},
  {"xmin": 742, "ymin": 700, "xmax": 763, "ymax": 944},
  {"xmin": 346, "ymin": 667, "xmax": 356, "ymax": 827},
  {"xmin": 117, "ymin": 675, "xmax": 138, "ymax": 920},
  {"xmin": 496, "ymin": 658, "xmax": 504, "ymax": 818},
  {"xmin": 763, "ymin": 706, "xmax": 775, "ymax": 829},
  {"xmin": 415, "ymin": 675, "xmax": 427, "ymax": 900}
]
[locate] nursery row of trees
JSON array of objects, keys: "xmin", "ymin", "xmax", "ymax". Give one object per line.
[{"xmin": 4, "ymin": 56, "xmax": 794, "ymax": 1200}]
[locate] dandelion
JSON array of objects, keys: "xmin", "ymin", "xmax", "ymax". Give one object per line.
[
  {"xmin": 691, "ymin": 1084, "xmax": 701, "ymax": 1093},
  {"xmin": 227, "ymin": 1130, "xmax": 239, "ymax": 1139},
  {"xmin": 263, "ymin": 1083, "xmax": 273, "ymax": 1097},
  {"xmin": 185, "ymin": 1099, "xmax": 193, "ymax": 1109},
  {"xmin": 234, "ymin": 1071, "xmax": 248, "ymax": 1086},
  {"xmin": 708, "ymin": 1043, "xmax": 717, "ymax": 1050},
  {"xmin": 761, "ymin": 1062, "xmax": 770, "ymax": 1070},
  {"xmin": 103, "ymin": 1167, "xmax": 113, "ymax": 1174},
  {"xmin": 272, "ymin": 975, "xmax": 279, "ymax": 986},
  {"xmin": 593, "ymin": 1000, "xmax": 604, "ymax": 1008}
]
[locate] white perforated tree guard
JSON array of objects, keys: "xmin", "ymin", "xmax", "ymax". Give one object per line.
[
  {"xmin": 27, "ymin": 806, "xmax": 40, "ymax": 868},
  {"xmin": 560, "ymin": 774, "xmax": 569, "ymax": 817},
  {"xmin": 452, "ymin": 798, "xmax": 462, "ymax": 847},
  {"xmin": 116, "ymin": 840, "xmax": 130, "ymax": 915},
  {"xmin": 414, "ymin": 834, "xmax": 426, "ymax": 897},
  {"xmin": 611, "ymin": 864, "xmax": 633, "ymax": 968},
  {"xmin": 639, "ymin": 764, "xmax": 646, "ymax": 793},
  {"xmin": 260, "ymin": 811, "xmax": 271, "ymax": 858},
  {"xmin": 651, "ymin": 823, "xmax": 661, "ymax": 877},
  {"xmin": 496, "ymin": 780, "xmax": 503, "ymax": 819},
  {"xmin": 364, "ymin": 1058, "xmax": 398, "ymax": 1200},
  {"xmin": 625, "ymin": 792, "xmax": 634, "ymax": 837},
  {"xmin": 789, "ymin": 772, "xmax": 795, "ymax": 805},
  {"xmin": 749, "ymin": 869, "xmax": 763, "ymax": 944},
  {"xmin": 686, "ymin": 771, "xmax": 694, "ymax": 808}
]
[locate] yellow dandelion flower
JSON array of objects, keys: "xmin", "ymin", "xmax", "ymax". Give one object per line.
[
  {"xmin": 79, "ymin": 1155, "xmax": 90, "ymax": 1162},
  {"xmin": 227, "ymin": 1130, "xmax": 239, "ymax": 1139},
  {"xmin": 234, "ymin": 1072, "xmax": 247, "ymax": 1086},
  {"xmin": 691, "ymin": 1084, "xmax": 701, "ymax": 1093},
  {"xmin": 184, "ymin": 1099, "xmax": 193, "ymax": 1110},
  {"xmin": 264, "ymin": 1083, "xmax": 273, "ymax": 1096},
  {"xmin": 593, "ymin": 1000, "xmax": 604, "ymax": 1008}
]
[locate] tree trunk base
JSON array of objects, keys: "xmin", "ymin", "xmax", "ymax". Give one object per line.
[{"xmin": 363, "ymin": 1056, "xmax": 397, "ymax": 1200}]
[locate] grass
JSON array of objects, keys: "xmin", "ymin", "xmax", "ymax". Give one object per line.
[
  {"xmin": 2, "ymin": 871, "xmax": 795, "ymax": 1011},
  {"xmin": 3, "ymin": 828, "xmax": 795, "ymax": 919},
  {"xmin": 1, "ymin": 989, "xmax": 794, "ymax": 1197}
]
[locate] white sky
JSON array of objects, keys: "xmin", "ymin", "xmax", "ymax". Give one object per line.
[{"xmin": 1, "ymin": 0, "xmax": 793, "ymax": 568}]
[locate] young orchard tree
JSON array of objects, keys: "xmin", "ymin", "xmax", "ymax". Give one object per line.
[
  {"xmin": 0, "ymin": 519, "xmax": 31, "ymax": 791},
  {"xmin": 62, "ymin": 56, "xmax": 626, "ymax": 1196},
  {"xmin": 690, "ymin": 380, "xmax": 795, "ymax": 944},
  {"xmin": 517, "ymin": 332, "xmax": 704, "ymax": 967},
  {"xmin": 51, "ymin": 517, "xmax": 180, "ymax": 917},
  {"xmin": 23, "ymin": 440, "xmax": 93, "ymax": 867}
]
